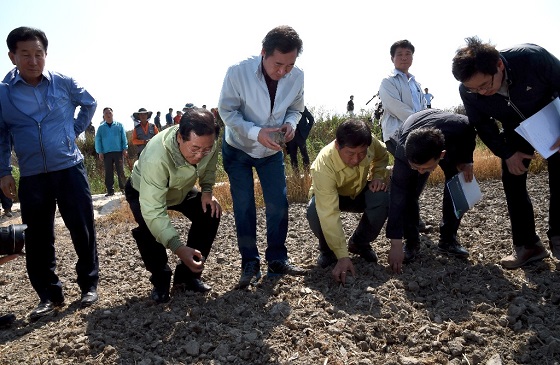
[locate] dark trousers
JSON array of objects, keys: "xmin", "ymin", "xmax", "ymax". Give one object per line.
[
  {"xmin": 306, "ymin": 186, "xmax": 389, "ymax": 254},
  {"xmin": 286, "ymin": 135, "xmax": 311, "ymax": 171},
  {"xmin": 124, "ymin": 179, "xmax": 220, "ymax": 290},
  {"xmin": 502, "ymin": 151, "xmax": 560, "ymax": 247},
  {"xmin": 103, "ymin": 151, "xmax": 126, "ymax": 193},
  {"xmin": 19, "ymin": 162, "xmax": 98, "ymax": 302},
  {"xmin": 387, "ymin": 158, "xmax": 461, "ymax": 244}
]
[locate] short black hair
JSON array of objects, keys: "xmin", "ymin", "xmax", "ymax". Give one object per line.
[
  {"xmin": 336, "ymin": 119, "xmax": 372, "ymax": 149},
  {"xmin": 404, "ymin": 127, "xmax": 444, "ymax": 164},
  {"xmin": 178, "ymin": 108, "xmax": 219, "ymax": 141},
  {"xmin": 452, "ymin": 36, "xmax": 501, "ymax": 82},
  {"xmin": 390, "ymin": 39, "xmax": 414, "ymax": 57},
  {"xmin": 7, "ymin": 26, "xmax": 48, "ymax": 53},
  {"xmin": 262, "ymin": 25, "xmax": 303, "ymax": 58}
]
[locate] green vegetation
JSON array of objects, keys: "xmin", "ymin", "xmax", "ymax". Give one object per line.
[{"xmin": 8, "ymin": 106, "xmax": 547, "ymax": 211}]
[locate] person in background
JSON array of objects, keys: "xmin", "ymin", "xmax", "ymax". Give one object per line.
[
  {"xmin": 174, "ymin": 110, "xmax": 183, "ymax": 124},
  {"xmin": 132, "ymin": 107, "xmax": 159, "ymax": 157},
  {"xmin": 387, "ymin": 109, "xmax": 475, "ymax": 274},
  {"xmin": 165, "ymin": 108, "xmax": 174, "ymax": 128},
  {"xmin": 424, "ymin": 88, "xmax": 434, "ymax": 108},
  {"xmin": 124, "ymin": 108, "xmax": 221, "ymax": 303},
  {"xmin": 218, "ymin": 25, "xmax": 306, "ymax": 289},
  {"xmin": 379, "ymin": 39, "xmax": 426, "ymax": 152},
  {"xmin": 307, "ymin": 119, "xmax": 389, "ymax": 284},
  {"xmin": 0, "ymin": 26, "xmax": 99, "ymax": 320},
  {"xmin": 452, "ymin": 36, "xmax": 560, "ymax": 270},
  {"xmin": 95, "ymin": 107, "xmax": 128, "ymax": 196},
  {"xmin": 347, "ymin": 95, "xmax": 355, "ymax": 116},
  {"xmin": 286, "ymin": 106, "xmax": 315, "ymax": 172},
  {"xmin": 379, "ymin": 39, "xmax": 429, "ymax": 232},
  {"xmin": 153, "ymin": 111, "xmax": 162, "ymax": 130}
]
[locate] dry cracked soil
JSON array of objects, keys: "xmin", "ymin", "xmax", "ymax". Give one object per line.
[{"xmin": 0, "ymin": 172, "xmax": 559, "ymax": 365}]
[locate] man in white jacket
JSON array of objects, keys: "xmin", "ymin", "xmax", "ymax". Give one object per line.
[
  {"xmin": 378, "ymin": 39, "xmax": 426, "ymax": 153},
  {"xmin": 218, "ymin": 25, "xmax": 306, "ymax": 289}
]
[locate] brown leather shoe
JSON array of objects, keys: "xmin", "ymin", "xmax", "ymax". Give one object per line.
[{"xmin": 500, "ymin": 242, "xmax": 550, "ymax": 270}]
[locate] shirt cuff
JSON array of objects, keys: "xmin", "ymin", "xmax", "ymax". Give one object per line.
[{"xmin": 168, "ymin": 236, "xmax": 183, "ymax": 253}]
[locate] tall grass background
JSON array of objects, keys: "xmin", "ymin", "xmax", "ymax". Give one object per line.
[{"xmin": 11, "ymin": 106, "xmax": 546, "ymax": 213}]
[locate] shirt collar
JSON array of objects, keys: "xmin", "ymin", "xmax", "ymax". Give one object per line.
[{"xmin": 12, "ymin": 68, "xmax": 50, "ymax": 86}]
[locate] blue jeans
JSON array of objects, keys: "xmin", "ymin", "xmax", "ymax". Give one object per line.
[
  {"xmin": 222, "ymin": 141, "xmax": 289, "ymax": 266},
  {"xmin": 307, "ymin": 186, "xmax": 389, "ymax": 254}
]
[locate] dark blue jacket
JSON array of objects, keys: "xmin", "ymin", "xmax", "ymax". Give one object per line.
[{"xmin": 460, "ymin": 43, "xmax": 560, "ymax": 159}]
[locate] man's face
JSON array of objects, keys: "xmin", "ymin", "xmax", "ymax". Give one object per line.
[
  {"xmin": 462, "ymin": 60, "xmax": 504, "ymax": 96},
  {"xmin": 391, "ymin": 47, "xmax": 413, "ymax": 74},
  {"xmin": 335, "ymin": 143, "xmax": 368, "ymax": 168},
  {"xmin": 8, "ymin": 39, "xmax": 46, "ymax": 86},
  {"xmin": 138, "ymin": 113, "xmax": 148, "ymax": 123},
  {"xmin": 261, "ymin": 49, "xmax": 298, "ymax": 81},
  {"xmin": 103, "ymin": 109, "xmax": 114, "ymax": 123},
  {"xmin": 178, "ymin": 131, "xmax": 215, "ymax": 165},
  {"xmin": 408, "ymin": 151, "xmax": 445, "ymax": 174}
]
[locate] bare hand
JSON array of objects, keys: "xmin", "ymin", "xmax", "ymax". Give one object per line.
[
  {"xmin": 201, "ymin": 192, "xmax": 222, "ymax": 218},
  {"xmin": 257, "ymin": 127, "xmax": 283, "ymax": 150},
  {"xmin": 175, "ymin": 245, "xmax": 204, "ymax": 273},
  {"xmin": 457, "ymin": 163, "xmax": 474, "ymax": 183},
  {"xmin": 505, "ymin": 152, "xmax": 534, "ymax": 175},
  {"xmin": 369, "ymin": 178, "xmax": 388, "ymax": 192},
  {"xmin": 552, "ymin": 137, "xmax": 560, "ymax": 152},
  {"xmin": 388, "ymin": 239, "xmax": 404, "ymax": 274},
  {"xmin": 0, "ymin": 175, "xmax": 17, "ymax": 200},
  {"xmin": 99, "ymin": 153, "xmax": 104, "ymax": 162},
  {"xmin": 280, "ymin": 124, "xmax": 295, "ymax": 143},
  {"xmin": 332, "ymin": 257, "xmax": 356, "ymax": 285}
]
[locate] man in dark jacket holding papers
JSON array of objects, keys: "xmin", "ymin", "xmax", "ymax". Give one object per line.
[
  {"xmin": 387, "ymin": 109, "xmax": 476, "ymax": 274},
  {"xmin": 452, "ymin": 36, "xmax": 560, "ymax": 270}
]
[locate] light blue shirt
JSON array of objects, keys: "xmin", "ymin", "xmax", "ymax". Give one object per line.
[
  {"xmin": 218, "ymin": 55, "xmax": 304, "ymax": 158},
  {"xmin": 0, "ymin": 68, "xmax": 97, "ymax": 177},
  {"xmin": 396, "ymin": 70, "xmax": 423, "ymax": 113}
]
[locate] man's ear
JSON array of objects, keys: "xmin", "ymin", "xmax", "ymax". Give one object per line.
[
  {"xmin": 335, "ymin": 141, "xmax": 340, "ymax": 151},
  {"xmin": 8, "ymin": 52, "xmax": 16, "ymax": 66}
]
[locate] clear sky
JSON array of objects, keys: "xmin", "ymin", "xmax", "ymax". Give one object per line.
[{"xmin": 1, "ymin": 0, "xmax": 559, "ymax": 131}]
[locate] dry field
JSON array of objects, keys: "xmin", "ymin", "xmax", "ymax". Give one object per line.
[{"xmin": 0, "ymin": 172, "xmax": 559, "ymax": 365}]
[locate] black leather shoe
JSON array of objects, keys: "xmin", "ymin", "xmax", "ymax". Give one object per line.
[
  {"xmin": 317, "ymin": 252, "xmax": 337, "ymax": 268},
  {"xmin": 151, "ymin": 287, "xmax": 170, "ymax": 304},
  {"xmin": 437, "ymin": 241, "xmax": 469, "ymax": 258},
  {"xmin": 403, "ymin": 241, "xmax": 420, "ymax": 264},
  {"xmin": 184, "ymin": 278, "xmax": 212, "ymax": 292},
  {"xmin": 348, "ymin": 242, "xmax": 378, "ymax": 263},
  {"xmin": 80, "ymin": 290, "xmax": 99, "ymax": 308},
  {"xmin": 29, "ymin": 299, "xmax": 64, "ymax": 321}
]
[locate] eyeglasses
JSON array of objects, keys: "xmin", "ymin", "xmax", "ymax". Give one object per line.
[
  {"xmin": 186, "ymin": 145, "xmax": 213, "ymax": 156},
  {"xmin": 465, "ymin": 73, "xmax": 494, "ymax": 94}
]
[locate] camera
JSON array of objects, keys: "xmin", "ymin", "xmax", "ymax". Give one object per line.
[{"xmin": 0, "ymin": 224, "xmax": 27, "ymax": 255}]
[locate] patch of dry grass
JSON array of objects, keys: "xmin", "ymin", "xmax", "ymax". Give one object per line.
[{"xmin": 108, "ymin": 149, "xmax": 547, "ymax": 218}]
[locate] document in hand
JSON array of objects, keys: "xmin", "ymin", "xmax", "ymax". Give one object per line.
[
  {"xmin": 446, "ymin": 173, "xmax": 483, "ymax": 219},
  {"xmin": 514, "ymin": 97, "xmax": 560, "ymax": 159}
]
